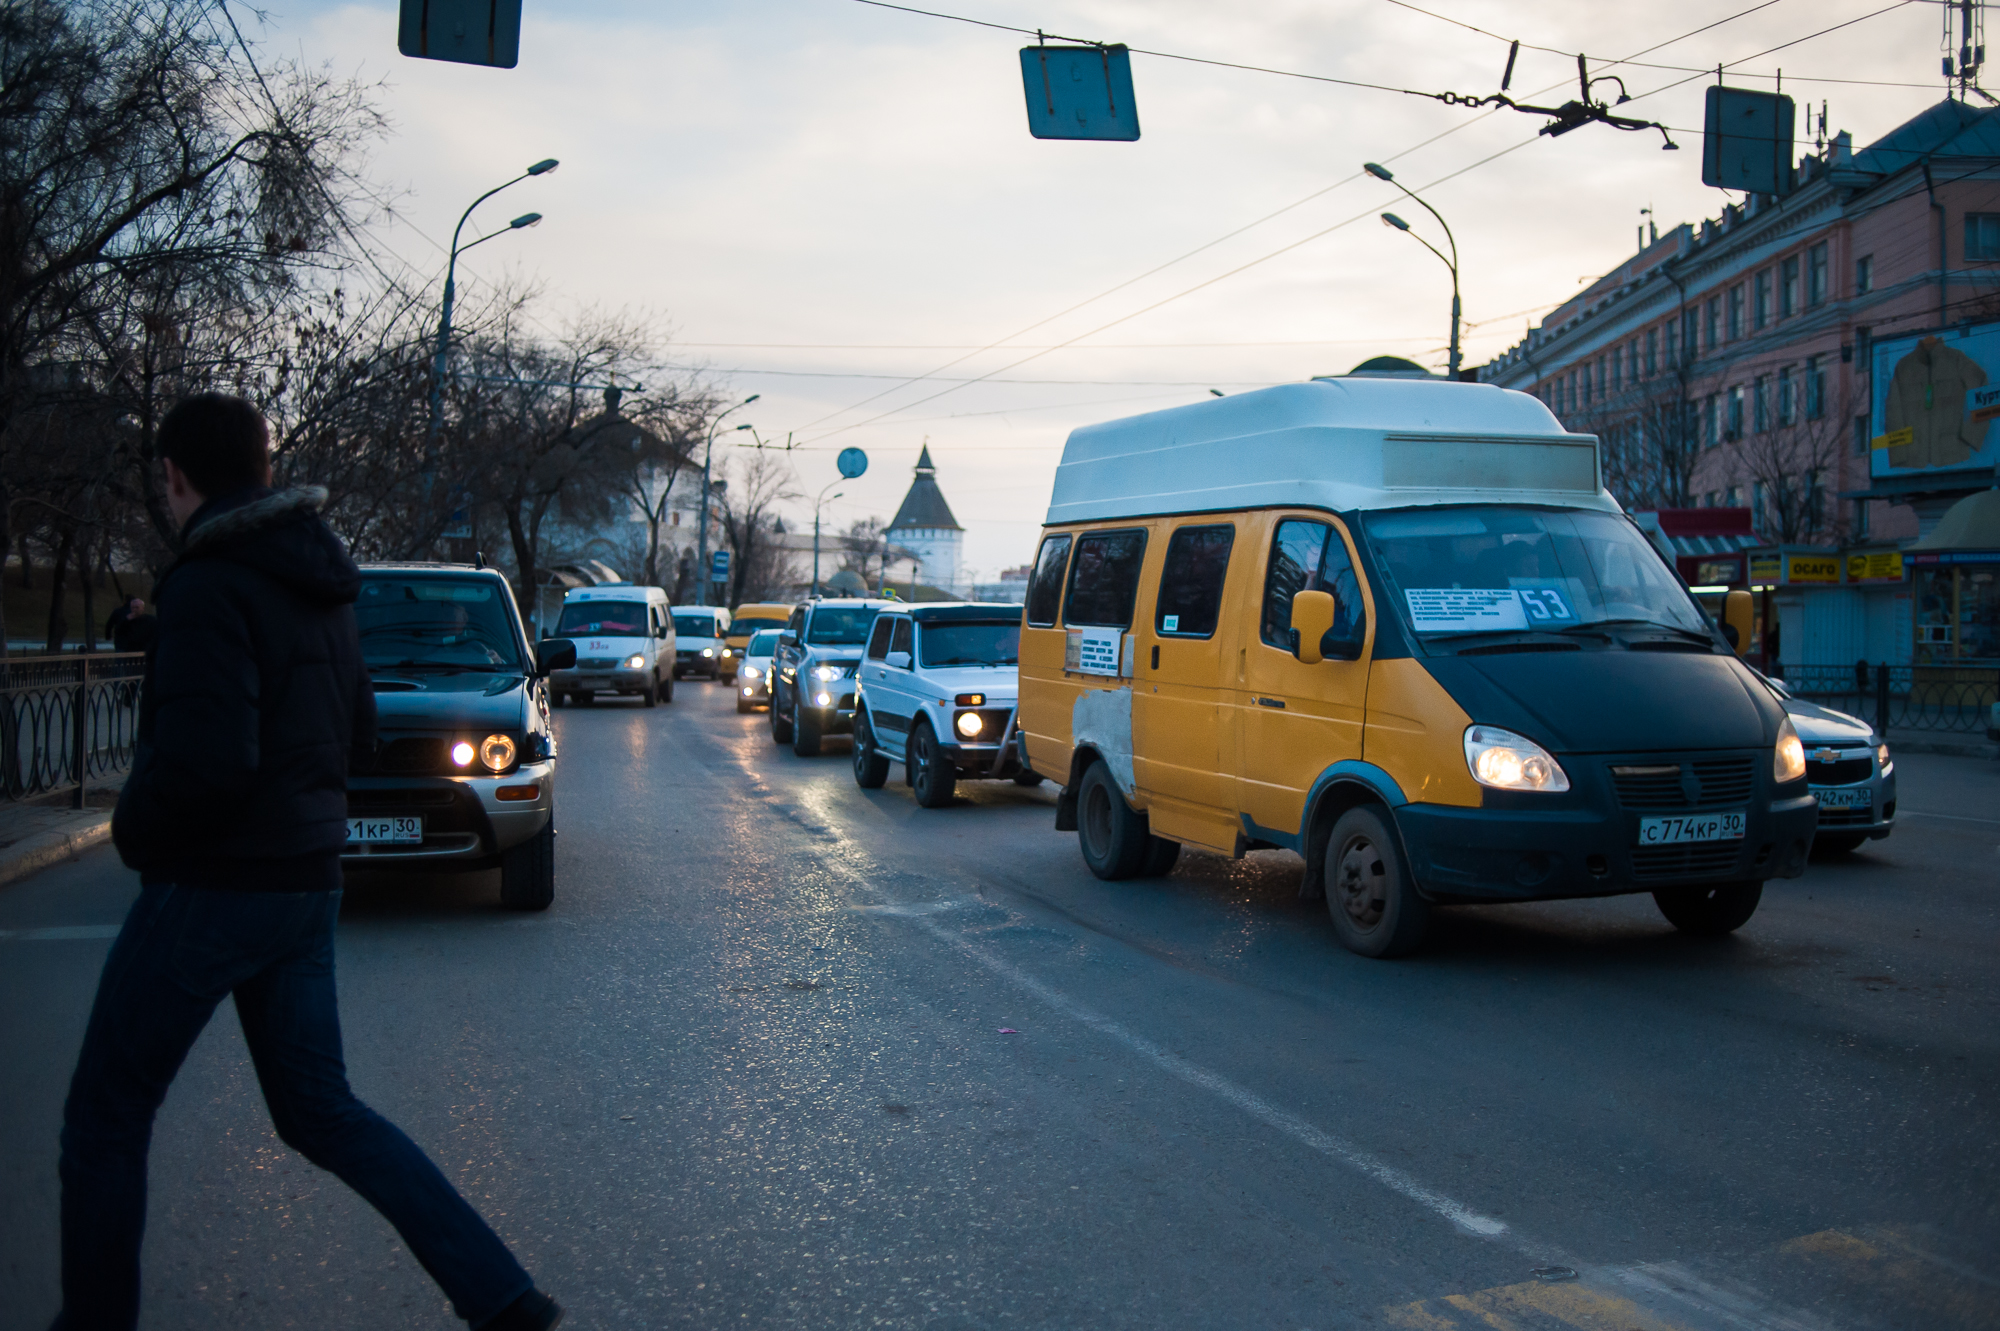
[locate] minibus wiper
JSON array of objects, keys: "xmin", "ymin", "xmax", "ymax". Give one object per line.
[{"xmin": 1566, "ymin": 620, "xmax": 1718, "ymax": 646}]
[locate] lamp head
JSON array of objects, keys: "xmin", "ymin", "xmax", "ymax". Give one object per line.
[
  {"xmin": 1364, "ymin": 162, "xmax": 1394, "ymax": 181},
  {"xmin": 527, "ymin": 158, "xmax": 559, "ymax": 176},
  {"xmin": 509, "ymin": 212, "xmax": 542, "ymax": 229},
  {"xmin": 743, "ymin": 393, "xmax": 762, "ymax": 405},
  {"xmin": 1381, "ymin": 212, "xmax": 1411, "ymax": 231},
  {"xmin": 734, "ymin": 423, "xmax": 753, "ymax": 431}
]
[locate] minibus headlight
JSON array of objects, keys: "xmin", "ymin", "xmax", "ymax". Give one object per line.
[
  {"xmin": 1774, "ymin": 719, "xmax": 1806, "ymax": 784},
  {"xmin": 1876, "ymin": 742, "xmax": 1892, "ymax": 776},
  {"xmin": 480, "ymin": 733, "xmax": 517, "ymax": 771},
  {"xmin": 701, "ymin": 647, "xmax": 715, "ymax": 658},
  {"xmin": 956, "ymin": 710, "xmax": 984, "ymax": 738},
  {"xmin": 623, "ymin": 654, "xmax": 646, "ymax": 670},
  {"xmin": 1463, "ymin": 725, "xmax": 1569, "ymax": 792}
]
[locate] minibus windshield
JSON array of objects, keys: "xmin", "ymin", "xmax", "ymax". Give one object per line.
[
  {"xmin": 557, "ymin": 601, "xmax": 647, "ymax": 636},
  {"xmin": 672, "ymin": 613, "xmax": 720, "ymax": 638},
  {"xmin": 1361, "ymin": 507, "xmax": 1710, "ymax": 640}
]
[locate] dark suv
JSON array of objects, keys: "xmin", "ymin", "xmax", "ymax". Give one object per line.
[
  {"xmin": 345, "ymin": 564, "xmax": 576, "ymax": 909},
  {"xmin": 770, "ymin": 597, "xmax": 894, "ymax": 757}
]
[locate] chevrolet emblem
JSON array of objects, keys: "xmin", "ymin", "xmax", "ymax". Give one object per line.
[{"xmin": 1814, "ymin": 748, "xmax": 1841, "ymax": 763}]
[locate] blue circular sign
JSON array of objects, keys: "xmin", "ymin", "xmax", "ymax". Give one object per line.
[{"xmin": 837, "ymin": 447, "xmax": 869, "ymax": 479}]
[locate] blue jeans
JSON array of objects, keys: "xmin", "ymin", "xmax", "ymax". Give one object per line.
[{"xmin": 57, "ymin": 884, "xmax": 532, "ymax": 1329}]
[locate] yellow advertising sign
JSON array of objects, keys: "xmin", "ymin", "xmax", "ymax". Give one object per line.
[
  {"xmin": 1749, "ymin": 556, "xmax": 1781, "ymax": 583},
  {"xmin": 1787, "ymin": 554, "xmax": 1841, "ymax": 583},
  {"xmin": 1871, "ymin": 427, "xmax": 1914, "ymax": 451},
  {"xmin": 1846, "ymin": 551, "xmax": 1905, "ymax": 582}
]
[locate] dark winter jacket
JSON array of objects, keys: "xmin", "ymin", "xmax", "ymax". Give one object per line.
[{"xmin": 112, "ymin": 485, "xmax": 376, "ymax": 892}]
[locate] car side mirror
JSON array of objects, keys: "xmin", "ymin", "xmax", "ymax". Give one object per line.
[
  {"xmin": 886, "ymin": 650, "xmax": 912, "ymax": 669},
  {"xmin": 537, "ymin": 638, "xmax": 577, "ymax": 676},
  {"xmin": 779, "ymin": 631, "xmax": 798, "ymax": 648},
  {"xmin": 1288, "ymin": 590, "xmax": 1337, "ymax": 664},
  {"xmin": 1723, "ymin": 589, "xmax": 1754, "ymax": 655}
]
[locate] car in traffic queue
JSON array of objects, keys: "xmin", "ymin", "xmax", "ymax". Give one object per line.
[
  {"xmin": 1017, "ymin": 377, "xmax": 1819, "ymax": 958},
  {"xmin": 1760, "ymin": 674, "xmax": 1896, "ymax": 854},
  {"xmin": 671, "ymin": 606, "xmax": 731, "ymax": 679},
  {"xmin": 720, "ymin": 601, "xmax": 792, "ymax": 684},
  {"xmin": 735, "ymin": 628, "xmax": 781, "ymax": 713},
  {"xmin": 547, "ymin": 583, "xmax": 674, "ymax": 707},
  {"xmin": 771, "ymin": 597, "xmax": 895, "ymax": 756},
  {"xmin": 345, "ymin": 563, "xmax": 576, "ymax": 910},
  {"xmin": 851, "ymin": 603, "xmax": 1042, "ymax": 806}
]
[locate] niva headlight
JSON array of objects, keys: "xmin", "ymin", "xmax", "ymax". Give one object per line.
[{"xmin": 1463, "ymin": 725, "xmax": 1569, "ymax": 792}]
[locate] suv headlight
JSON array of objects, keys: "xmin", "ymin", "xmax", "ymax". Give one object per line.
[
  {"xmin": 813, "ymin": 663, "xmax": 848, "ymax": 681},
  {"xmin": 1774, "ymin": 718, "xmax": 1806, "ymax": 784},
  {"xmin": 480, "ymin": 733, "xmax": 517, "ymax": 772},
  {"xmin": 740, "ymin": 664, "xmax": 762, "ymax": 680},
  {"xmin": 1463, "ymin": 725, "xmax": 1569, "ymax": 792},
  {"xmin": 623, "ymin": 654, "xmax": 646, "ymax": 669}
]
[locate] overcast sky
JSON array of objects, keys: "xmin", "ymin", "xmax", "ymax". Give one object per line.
[{"xmin": 269, "ymin": 0, "xmax": 1953, "ymax": 579}]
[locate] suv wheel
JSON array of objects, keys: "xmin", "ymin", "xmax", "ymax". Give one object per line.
[
  {"xmin": 499, "ymin": 821, "xmax": 555, "ymax": 911},
  {"xmin": 908, "ymin": 720, "xmax": 955, "ymax": 807},
  {"xmin": 792, "ymin": 696, "xmax": 823, "ymax": 757},
  {"xmin": 771, "ymin": 685, "xmax": 794, "ymax": 743},
  {"xmin": 853, "ymin": 711, "xmax": 890, "ymax": 789}
]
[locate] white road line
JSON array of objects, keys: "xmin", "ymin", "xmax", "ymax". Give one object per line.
[
  {"xmin": 0, "ymin": 924, "xmax": 120, "ymax": 941},
  {"xmin": 1897, "ymin": 809, "xmax": 2000, "ymax": 826}
]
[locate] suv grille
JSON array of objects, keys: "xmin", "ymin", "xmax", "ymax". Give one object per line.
[
  {"xmin": 1807, "ymin": 757, "xmax": 1872, "ymax": 786},
  {"xmin": 1609, "ymin": 757, "xmax": 1756, "ymax": 810},
  {"xmin": 375, "ymin": 738, "xmax": 445, "ymax": 774}
]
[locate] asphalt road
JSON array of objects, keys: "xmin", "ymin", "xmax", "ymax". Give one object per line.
[{"xmin": 2, "ymin": 680, "xmax": 1996, "ymax": 1330}]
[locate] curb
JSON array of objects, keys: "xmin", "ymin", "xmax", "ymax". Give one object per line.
[
  {"xmin": 0, "ymin": 815, "xmax": 113, "ymax": 889},
  {"xmin": 1889, "ymin": 737, "xmax": 2000, "ymax": 761}
]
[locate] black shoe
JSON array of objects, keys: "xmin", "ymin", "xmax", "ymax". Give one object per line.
[{"xmin": 477, "ymin": 1289, "xmax": 562, "ymax": 1331}]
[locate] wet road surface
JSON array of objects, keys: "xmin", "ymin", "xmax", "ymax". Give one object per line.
[{"xmin": 2, "ymin": 679, "xmax": 1996, "ymax": 1329}]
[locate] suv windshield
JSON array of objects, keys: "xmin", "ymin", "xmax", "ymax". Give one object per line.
[
  {"xmin": 672, "ymin": 613, "xmax": 720, "ymax": 638},
  {"xmin": 746, "ymin": 629, "xmax": 781, "ymax": 656},
  {"xmin": 1361, "ymin": 506, "xmax": 1709, "ymax": 639},
  {"xmin": 807, "ymin": 606, "xmax": 880, "ymax": 645},
  {"xmin": 357, "ymin": 577, "xmax": 522, "ymax": 670},
  {"xmin": 556, "ymin": 601, "xmax": 647, "ymax": 636},
  {"xmin": 920, "ymin": 622, "xmax": 1020, "ymax": 667}
]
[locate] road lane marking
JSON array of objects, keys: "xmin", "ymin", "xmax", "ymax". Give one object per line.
[
  {"xmin": 0, "ymin": 924, "xmax": 120, "ymax": 941},
  {"xmin": 1897, "ymin": 809, "xmax": 2000, "ymax": 825}
]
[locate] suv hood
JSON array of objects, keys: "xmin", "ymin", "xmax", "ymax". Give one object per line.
[
  {"xmin": 369, "ymin": 671, "xmax": 530, "ymax": 732},
  {"xmin": 1424, "ymin": 651, "xmax": 1782, "ymax": 754},
  {"xmin": 922, "ymin": 665, "xmax": 1019, "ymax": 697}
]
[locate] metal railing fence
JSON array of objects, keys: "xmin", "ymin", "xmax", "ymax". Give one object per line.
[
  {"xmin": 0, "ymin": 654, "xmax": 147, "ymax": 806},
  {"xmin": 1777, "ymin": 662, "xmax": 1998, "ymax": 736}
]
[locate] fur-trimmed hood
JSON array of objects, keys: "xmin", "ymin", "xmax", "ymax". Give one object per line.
[{"xmin": 167, "ymin": 484, "xmax": 360, "ymax": 606}]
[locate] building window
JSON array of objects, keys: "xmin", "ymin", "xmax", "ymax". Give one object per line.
[
  {"xmin": 1728, "ymin": 286, "xmax": 1744, "ymax": 340},
  {"xmin": 1806, "ymin": 355, "xmax": 1825, "ymax": 419},
  {"xmin": 1754, "ymin": 376, "xmax": 1769, "ymax": 432},
  {"xmin": 1853, "ymin": 498, "xmax": 1870, "ymax": 537},
  {"xmin": 1856, "ymin": 325, "xmax": 1873, "ymax": 381},
  {"xmin": 1706, "ymin": 298, "xmax": 1720, "ymax": 349},
  {"xmin": 1778, "ymin": 367, "xmax": 1794, "ymax": 425},
  {"xmin": 1728, "ymin": 386, "xmax": 1744, "ymax": 438},
  {"xmin": 1966, "ymin": 213, "xmax": 2000, "ymax": 260},
  {"xmin": 1752, "ymin": 481, "xmax": 1766, "ymax": 531},
  {"xmin": 1645, "ymin": 328, "xmax": 1658, "ymax": 377},
  {"xmin": 1754, "ymin": 270, "xmax": 1772, "ymax": 329},
  {"xmin": 1856, "ymin": 255, "xmax": 1873, "ymax": 293},
  {"xmin": 1808, "ymin": 243, "xmax": 1829, "ymax": 305},
  {"xmin": 1703, "ymin": 395, "xmax": 1717, "ymax": 446},
  {"xmin": 1781, "ymin": 256, "xmax": 1800, "ymax": 317},
  {"xmin": 1853, "ymin": 413, "xmax": 1869, "ymax": 455},
  {"xmin": 1728, "ymin": 485, "xmax": 1742, "ymax": 507},
  {"xmin": 1682, "ymin": 309, "xmax": 1697, "ymax": 362},
  {"xmin": 1611, "ymin": 348, "xmax": 1622, "ymax": 392}
]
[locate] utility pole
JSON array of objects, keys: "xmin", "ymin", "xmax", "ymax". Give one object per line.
[{"xmin": 695, "ymin": 396, "xmax": 758, "ymax": 606}]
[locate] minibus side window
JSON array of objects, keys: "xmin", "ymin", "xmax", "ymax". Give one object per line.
[
  {"xmin": 1260, "ymin": 520, "xmax": 1365, "ymax": 650},
  {"xmin": 1064, "ymin": 529, "xmax": 1148, "ymax": 628},
  {"xmin": 1026, "ymin": 534, "xmax": 1072, "ymax": 627},
  {"xmin": 1155, "ymin": 524, "xmax": 1234, "ymax": 638},
  {"xmin": 866, "ymin": 616, "xmax": 894, "ymax": 659}
]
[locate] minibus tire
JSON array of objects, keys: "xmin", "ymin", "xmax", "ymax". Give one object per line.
[
  {"xmin": 771, "ymin": 689, "xmax": 794, "ymax": 743},
  {"xmin": 661, "ymin": 671, "xmax": 674, "ymax": 703},
  {"xmin": 1142, "ymin": 837, "xmax": 1181, "ymax": 877},
  {"xmin": 575, "ymin": 691, "xmax": 595, "ymax": 706},
  {"xmin": 1076, "ymin": 761, "xmax": 1149, "ymax": 880},
  {"xmin": 642, "ymin": 679, "xmax": 658, "ymax": 707},
  {"xmin": 853, "ymin": 712, "xmax": 891, "ymax": 789},
  {"xmin": 792, "ymin": 700, "xmax": 824, "ymax": 757},
  {"xmin": 909, "ymin": 722, "xmax": 956, "ymax": 807},
  {"xmin": 1323, "ymin": 807, "xmax": 1429, "ymax": 958},
  {"xmin": 1653, "ymin": 881, "xmax": 1762, "ymax": 935},
  {"xmin": 1012, "ymin": 770, "xmax": 1045, "ymax": 788}
]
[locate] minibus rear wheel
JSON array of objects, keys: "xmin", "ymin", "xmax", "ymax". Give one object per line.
[
  {"xmin": 1076, "ymin": 760, "xmax": 1152, "ymax": 880},
  {"xmin": 1323, "ymin": 807, "xmax": 1429, "ymax": 958},
  {"xmin": 1652, "ymin": 881, "xmax": 1762, "ymax": 935}
]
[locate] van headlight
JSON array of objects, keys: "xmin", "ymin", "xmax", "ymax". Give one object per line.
[
  {"xmin": 1463, "ymin": 725, "xmax": 1569, "ymax": 792},
  {"xmin": 623, "ymin": 654, "xmax": 646, "ymax": 669},
  {"xmin": 480, "ymin": 733, "xmax": 517, "ymax": 772},
  {"xmin": 1774, "ymin": 718, "xmax": 1806, "ymax": 784}
]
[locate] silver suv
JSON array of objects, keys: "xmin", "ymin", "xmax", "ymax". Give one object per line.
[{"xmin": 770, "ymin": 598, "xmax": 894, "ymax": 756}]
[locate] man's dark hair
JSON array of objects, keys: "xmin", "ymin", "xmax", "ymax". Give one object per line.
[{"xmin": 157, "ymin": 393, "xmax": 271, "ymax": 496}]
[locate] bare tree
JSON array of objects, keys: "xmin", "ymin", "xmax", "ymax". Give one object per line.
[
  {"xmin": 717, "ymin": 450, "xmax": 799, "ymax": 605},
  {"xmin": 838, "ymin": 516, "xmax": 892, "ymax": 591},
  {"xmin": 1724, "ymin": 381, "xmax": 1853, "ymax": 543}
]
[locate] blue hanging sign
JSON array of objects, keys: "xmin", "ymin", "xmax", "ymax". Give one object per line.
[
  {"xmin": 837, "ymin": 447, "xmax": 869, "ymax": 479},
  {"xmin": 710, "ymin": 549, "xmax": 731, "ymax": 581},
  {"xmin": 1020, "ymin": 45, "xmax": 1141, "ymax": 142},
  {"xmin": 399, "ymin": 0, "xmax": 522, "ymax": 69}
]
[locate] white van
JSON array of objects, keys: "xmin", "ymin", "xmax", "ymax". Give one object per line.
[
  {"xmin": 671, "ymin": 606, "xmax": 732, "ymax": 679},
  {"xmin": 548, "ymin": 584, "xmax": 675, "ymax": 706}
]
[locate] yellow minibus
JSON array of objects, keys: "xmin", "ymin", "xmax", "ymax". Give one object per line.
[{"xmin": 1017, "ymin": 377, "xmax": 1816, "ymax": 957}]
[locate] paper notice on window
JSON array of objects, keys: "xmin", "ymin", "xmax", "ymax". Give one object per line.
[
  {"xmin": 1065, "ymin": 627, "xmax": 1125, "ymax": 676},
  {"xmin": 1404, "ymin": 587, "xmax": 1578, "ymax": 631}
]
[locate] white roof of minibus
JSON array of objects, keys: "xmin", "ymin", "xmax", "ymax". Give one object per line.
[{"xmin": 1045, "ymin": 377, "xmax": 1619, "ymax": 525}]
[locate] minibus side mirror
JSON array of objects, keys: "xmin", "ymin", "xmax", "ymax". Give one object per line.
[
  {"xmin": 1723, "ymin": 589, "xmax": 1754, "ymax": 654},
  {"xmin": 1289, "ymin": 591, "xmax": 1337, "ymax": 664},
  {"xmin": 536, "ymin": 638, "xmax": 577, "ymax": 676}
]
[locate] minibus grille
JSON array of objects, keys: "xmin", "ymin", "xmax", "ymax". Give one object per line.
[
  {"xmin": 579, "ymin": 657, "xmax": 620, "ymax": 670},
  {"xmin": 1689, "ymin": 758, "xmax": 1756, "ymax": 804},
  {"xmin": 1632, "ymin": 843, "xmax": 1743, "ymax": 880},
  {"xmin": 1609, "ymin": 757, "xmax": 1755, "ymax": 809}
]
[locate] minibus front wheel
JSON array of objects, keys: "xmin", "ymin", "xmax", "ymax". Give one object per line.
[
  {"xmin": 1076, "ymin": 760, "xmax": 1177, "ymax": 880},
  {"xmin": 1652, "ymin": 881, "xmax": 1762, "ymax": 935},
  {"xmin": 1323, "ymin": 806, "xmax": 1429, "ymax": 958}
]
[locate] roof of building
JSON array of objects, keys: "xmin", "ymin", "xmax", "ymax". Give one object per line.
[
  {"xmin": 1046, "ymin": 377, "xmax": 1615, "ymax": 526},
  {"xmin": 1852, "ymin": 99, "xmax": 2000, "ymax": 174},
  {"xmin": 888, "ymin": 445, "xmax": 964, "ymax": 532}
]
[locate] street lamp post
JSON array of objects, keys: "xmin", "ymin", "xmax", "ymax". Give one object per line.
[
  {"xmin": 811, "ymin": 481, "xmax": 844, "ymax": 596},
  {"xmin": 1365, "ymin": 162, "xmax": 1460, "ymax": 379},
  {"xmin": 695, "ymin": 397, "xmax": 759, "ymax": 607},
  {"xmin": 427, "ymin": 158, "xmax": 559, "ymax": 455}
]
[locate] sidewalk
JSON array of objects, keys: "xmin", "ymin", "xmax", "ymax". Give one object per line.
[
  {"xmin": 0, "ymin": 785, "xmax": 120, "ymax": 889},
  {"xmin": 1884, "ymin": 727, "xmax": 1999, "ymax": 761}
]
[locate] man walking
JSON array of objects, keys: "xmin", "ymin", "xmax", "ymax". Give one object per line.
[
  {"xmin": 101, "ymin": 596, "xmax": 155, "ymax": 654},
  {"xmin": 54, "ymin": 394, "xmax": 561, "ymax": 1330}
]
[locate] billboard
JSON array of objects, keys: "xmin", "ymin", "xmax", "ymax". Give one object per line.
[{"xmin": 1870, "ymin": 324, "xmax": 2000, "ymax": 479}]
